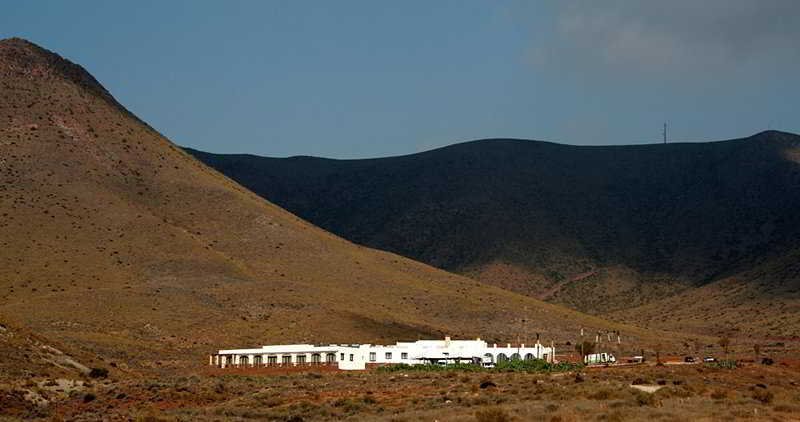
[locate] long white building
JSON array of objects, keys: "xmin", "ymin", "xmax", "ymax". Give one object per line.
[{"xmin": 210, "ymin": 337, "xmax": 555, "ymax": 370}]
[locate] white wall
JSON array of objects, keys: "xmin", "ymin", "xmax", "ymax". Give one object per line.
[{"xmin": 215, "ymin": 338, "xmax": 556, "ymax": 370}]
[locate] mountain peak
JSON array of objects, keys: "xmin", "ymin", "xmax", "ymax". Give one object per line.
[{"xmin": 0, "ymin": 37, "xmax": 112, "ymax": 102}]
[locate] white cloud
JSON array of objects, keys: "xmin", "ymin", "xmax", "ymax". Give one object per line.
[{"xmin": 533, "ymin": 0, "xmax": 800, "ymax": 81}]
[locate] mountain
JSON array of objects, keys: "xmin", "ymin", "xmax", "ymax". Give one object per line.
[
  {"xmin": 187, "ymin": 132, "xmax": 800, "ymax": 337},
  {"xmin": 0, "ymin": 38, "xmax": 656, "ymax": 370}
]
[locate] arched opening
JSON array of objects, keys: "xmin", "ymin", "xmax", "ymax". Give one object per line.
[
  {"xmin": 253, "ymin": 355, "xmax": 263, "ymax": 366},
  {"xmin": 225, "ymin": 355, "xmax": 233, "ymax": 366},
  {"xmin": 511, "ymin": 353, "xmax": 521, "ymax": 361},
  {"xmin": 497, "ymin": 353, "xmax": 508, "ymax": 363},
  {"xmin": 326, "ymin": 353, "xmax": 336, "ymax": 363},
  {"xmin": 524, "ymin": 353, "xmax": 535, "ymax": 361},
  {"xmin": 267, "ymin": 355, "xmax": 278, "ymax": 366},
  {"xmin": 311, "ymin": 353, "xmax": 322, "ymax": 364},
  {"xmin": 239, "ymin": 356, "xmax": 249, "ymax": 367}
]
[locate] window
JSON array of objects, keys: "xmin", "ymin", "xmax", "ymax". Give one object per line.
[
  {"xmin": 349, "ymin": 354, "xmax": 354, "ymax": 361},
  {"xmin": 282, "ymin": 355, "xmax": 292, "ymax": 365},
  {"xmin": 296, "ymin": 355, "xmax": 306, "ymax": 364},
  {"xmin": 340, "ymin": 353, "xmax": 345, "ymax": 361},
  {"xmin": 401, "ymin": 352, "xmax": 408, "ymax": 360},
  {"xmin": 369, "ymin": 352, "xmax": 376, "ymax": 362},
  {"xmin": 385, "ymin": 352, "xmax": 392, "ymax": 360},
  {"xmin": 267, "ymin": 356, "xmax": 277, "ymax": 365}
]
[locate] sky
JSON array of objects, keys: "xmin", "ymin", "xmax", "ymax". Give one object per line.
[{"xmin": 2, "ymin": 0, "xmax": 799, "ymax": 158}]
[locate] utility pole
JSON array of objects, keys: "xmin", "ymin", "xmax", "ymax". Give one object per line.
[{"xmin": 663, "ymin": 122, "xmax": 667, "ymax": 144}]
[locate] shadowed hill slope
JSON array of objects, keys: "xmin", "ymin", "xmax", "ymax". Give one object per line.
[
  {"xmin": 0, "ymin": 38, "xmax": 655, "ymax": 369},
  {"xmin": 187, "ymin": 131, "xmax": 800, "ymax": 336},
  {"xmin": 610, "ymin": 246, "xmax": 800, "ymax": 338}
]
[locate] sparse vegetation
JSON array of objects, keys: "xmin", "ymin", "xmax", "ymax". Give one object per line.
[
  {"xmin": 376, "ymin": 360, "xmax": 582, "ymax": 374},
  {"xmin": 2, "ymin": 35, "xmax": 800, "ymax": 422},
  {"xmin": 190, "ymin": 127, "xmax": 800, "ymax": 337}
]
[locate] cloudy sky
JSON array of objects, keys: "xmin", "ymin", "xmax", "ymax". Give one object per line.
[{"xmin": 2, "ymin": 1, "xmax": 798, "ymax": 158}]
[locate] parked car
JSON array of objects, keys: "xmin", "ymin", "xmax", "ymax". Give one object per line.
[
  {"xmin": 684, "ymin": 356, "xmax": 696, "ymax": 363},
  {"xmin": 703, "ymin": 356, "xmax": 716, "ymax": 363}
]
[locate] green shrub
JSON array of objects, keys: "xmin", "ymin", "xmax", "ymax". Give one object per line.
[{"xmin": 495, "ymin": 359, "xmax": 582, "ymax": 373}]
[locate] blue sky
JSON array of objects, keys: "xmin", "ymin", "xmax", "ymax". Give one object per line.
[{"xmin": 2, "ymin": 1, "xmax": 798, "ymax": 158}]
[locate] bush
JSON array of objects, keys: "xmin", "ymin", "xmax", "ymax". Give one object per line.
[
  {"xmin": 494, "ymin": 360, "xmax": 582, "ymax": 373},
  {"xmin": 710, "ymin": 389, "xmax": 729, "ymax": 400},
  {"xmin": 752, "ymin": 389, "xmax": 773, "ymax": 404},
  {"xmin": 88, "ymin": 368, "xmax": 109, "ymax": 378},
  {"xmin": 587, "ymin": 389, "xmax": 614, "ymax": 400},
  {"xmin": 633, "ymin": 391, "xmax": 659, "ymax": 407},
  {"xmin": 475, "ymin": 406, "xmax": 511, "ymax": 422}
]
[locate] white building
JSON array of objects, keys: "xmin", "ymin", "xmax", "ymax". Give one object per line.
[{"xmin": 210, "ymin": 337, "xmax": 555, "ymax": 371}]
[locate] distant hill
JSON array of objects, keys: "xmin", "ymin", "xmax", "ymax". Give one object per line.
[
  {"xmin": 187, "ymin": 132, "xmax": 800, "ymax": 337},
  {"xmin": 0, "ymin": 38, "xmax": 651, "ymax": 371}
]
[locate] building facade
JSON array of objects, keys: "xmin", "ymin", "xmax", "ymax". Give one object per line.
[{"xmin": 210, "ymin": 337, "xmax": 555, "ymax": 371}]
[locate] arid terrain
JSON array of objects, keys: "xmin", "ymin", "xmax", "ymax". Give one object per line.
[
  {"xmin": 0, "ymin": 37, "xmax": 658, "ymax": 368},
  {"xmin": 3, "ymin": 348, "xmax": 799, "ymax": 421},
  {"xmin": 188, "ymin": 131, "xmax": 800, "ymax": 338},
  {"xmin": 2, "ymin": 37, "xmax": 799, "ymax": 421}
]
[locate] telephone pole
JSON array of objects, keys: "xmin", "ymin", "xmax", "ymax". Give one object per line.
[{"xmin": 663, "ymin": 122, "xmax": 667, "ymax": 144}]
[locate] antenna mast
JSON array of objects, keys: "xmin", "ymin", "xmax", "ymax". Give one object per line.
[{"xmin": 663, "ymin": 122, "xmax": 667, "ymax": 144}]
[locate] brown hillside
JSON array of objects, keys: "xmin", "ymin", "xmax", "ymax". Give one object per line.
[
  {"xmin": 0, "ymin": 38, "xmax": 661, "ymax": 371},
  {"xmin": 187, "ymin": 127, "xmax": 800, "ymax": 336},
  {"xmin": 610, "ymin": 247, "xmax": 800, "ymax": 339}
]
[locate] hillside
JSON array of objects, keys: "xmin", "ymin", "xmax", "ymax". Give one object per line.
[
  {"xmin": 0, "ymin": 38, "xmax": 660, "ymax": 372},
  {"xmin": 187, "ymin": 131, "xmax": 800, "ymax": 336},
  {"xmin": 611, "ymin": 246, "xmax": 800, "ymax": 338}
]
